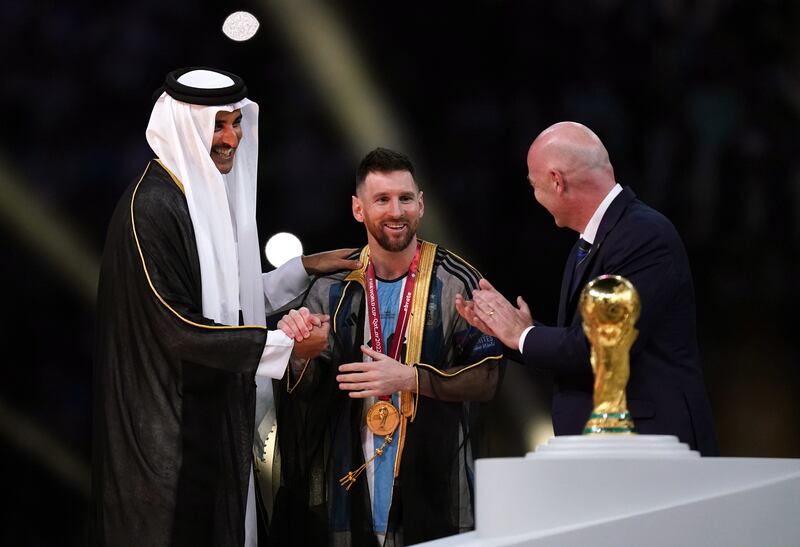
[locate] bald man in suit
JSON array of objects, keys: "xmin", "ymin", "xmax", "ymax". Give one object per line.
[{"xmin": 457, "ymin": 122, "xmax": 718, "ymax": 455}]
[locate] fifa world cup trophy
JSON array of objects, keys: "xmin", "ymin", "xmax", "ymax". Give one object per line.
[{"xmin": 580, "ymin": 275, "xmax": 640, "ymax": 434}]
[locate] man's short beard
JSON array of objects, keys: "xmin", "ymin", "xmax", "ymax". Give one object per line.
[{"xmin": 372, "ymin": 227, "xmax": 416, "ymax": 252}]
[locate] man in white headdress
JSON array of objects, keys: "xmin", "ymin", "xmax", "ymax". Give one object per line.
[{"xmin": 91, "ymin": 67, "xmax": 356, "ymax": 547}]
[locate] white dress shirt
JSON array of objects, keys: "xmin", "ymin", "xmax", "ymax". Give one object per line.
[{"xmin": 518, "ymin": 183, "xmax": 623, "ymax": 352}]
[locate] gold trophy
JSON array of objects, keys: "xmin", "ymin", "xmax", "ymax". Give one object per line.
[{"xmin": 580, "ymin": 275, "xmax": 640, "ymax": 435}]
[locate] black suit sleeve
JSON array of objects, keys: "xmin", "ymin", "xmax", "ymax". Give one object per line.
[{"xmin": 522, "ymin": 215, "xmax": 683, "ymax": 376}]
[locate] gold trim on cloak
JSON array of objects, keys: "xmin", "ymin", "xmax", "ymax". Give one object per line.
[
  {"xmin": 338, "ymin": 240, "xmax": 437, "ymax": 490},
  {"xmin": 153, "ymin": 159, "xmax": 185, "ymax": 193},
  {"xmin": 393, "ymin": 239, "xmax": 436, "ymax": 475},
  {"xmin": 343, "ymin": 245, "xmax": 371, "ymax": 286},
  {"xmin": 130, "ymin": 163, "xmax": 265, "ymax": 332}
]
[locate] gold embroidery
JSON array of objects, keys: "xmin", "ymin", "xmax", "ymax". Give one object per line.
[{"xmin": 153, "ymin": 159, "xmax": 185, "ymax": 193}]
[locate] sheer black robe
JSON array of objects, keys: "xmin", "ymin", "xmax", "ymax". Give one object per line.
[
  {"xmin": 270, "ymin": 246, "xmax": 503, "ymax": 547},
  {"xmin": 92, "ymin": 161, "xmax": 267, "ymax": 547}
]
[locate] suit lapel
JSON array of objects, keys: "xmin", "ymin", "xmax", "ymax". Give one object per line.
[{"xmin": 561, "ymin": 187, "xmax": 638, "ymax": 323}]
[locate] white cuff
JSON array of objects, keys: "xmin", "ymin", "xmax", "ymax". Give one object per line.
[
  {"xmin": 262, "ymin": 256, "xmax": 310, "ymax": 313},
  {"xmin": 256, "ymin": 330, "xmax": 294, "ymax": 379},
  {"xmin": 518, "ymin": 325, "xmax": 534, "ymax": 353}
]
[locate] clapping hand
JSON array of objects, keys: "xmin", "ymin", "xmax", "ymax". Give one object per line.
[{"xmin": 456, "ymin": 278, "xmax": 533, "ymax": 350}]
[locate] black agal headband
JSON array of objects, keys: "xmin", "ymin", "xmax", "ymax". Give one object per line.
[{"xmin": 153, "ymin": 67, "xmax": 248, "ymax": 105}]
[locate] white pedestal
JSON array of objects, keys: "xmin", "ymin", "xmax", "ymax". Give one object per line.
[{"xmin": 413, "ymin": 436, "xmax": 800, "ymax": 546}]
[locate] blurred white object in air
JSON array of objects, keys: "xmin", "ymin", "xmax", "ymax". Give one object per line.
[
  {"xmin": 222, "ymin": 11, "xmax": 260, "ymax": 42},
  {"xmin": 265, "ymin": 232, "xmax": 303, "ymax": 268}
]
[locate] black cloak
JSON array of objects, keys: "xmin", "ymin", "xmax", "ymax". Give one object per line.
[
  {"xmin": 91, "ymin": 161, "xmax": 267, "ymax": 547},
  {"xmin": 270, "ymin": 245, "xmax": 503, "ymax": 546}
]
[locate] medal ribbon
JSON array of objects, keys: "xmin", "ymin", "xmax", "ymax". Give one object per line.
[
  {"xmin": 339, "ymin": 241, "xmax": 425, "ymax": 491},
  {"xmin": 364, "ymin": 242, "xmax": 421, "ymax": 401}
]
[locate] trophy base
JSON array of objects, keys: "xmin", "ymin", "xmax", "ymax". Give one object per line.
[
  {"xmin": 527, "ymin": 434, "xmax": 698, "ymax": 459},
  {"xmin": 583, "ymin": 410, "xmax": 635, "ymax": 435}
]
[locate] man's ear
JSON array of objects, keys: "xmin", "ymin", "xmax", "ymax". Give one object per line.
[
  {"xmin": 551, "ymin": 169, "xmax": 565, "ymax": 194},
  {"xmin": 418, "ymin": 191, "xmax": 425, "ymax": 218},
  {"xmin": 352, "ymin": 195, "xmax": 364, "ymax": 223}
]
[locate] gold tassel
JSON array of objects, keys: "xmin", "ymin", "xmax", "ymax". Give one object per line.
[{"xmin": 339, "ymin": 434, "xmax": 393, "ymax": 491}]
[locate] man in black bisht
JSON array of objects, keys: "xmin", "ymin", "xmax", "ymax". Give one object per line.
[
  {"xmin": 270, "ymin": 148, "xmax": 504, "ymax": 546},
  {"xmin": 91, "ymin": 67, "xmax": 355, "ymax": 547}
]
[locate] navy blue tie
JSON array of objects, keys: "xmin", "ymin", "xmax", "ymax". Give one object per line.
[
  {"xmin": 575, "ymin": 238, "xmax": 591, "ymax": 267},
  {"xmin": 571, "ymin": 238, "xmax": 592, "ymax": 293}
]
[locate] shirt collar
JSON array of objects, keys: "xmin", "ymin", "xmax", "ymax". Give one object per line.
[{"xmin": 580, "ymin": 183, "xmax": 622, "ymax": 244}]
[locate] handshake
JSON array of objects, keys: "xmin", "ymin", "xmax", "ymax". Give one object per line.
[
  {"xmin": 278, "ymin": 307, "xmax": 330, "ymax": 360},
  {"xmin": 277, "ymin": 307, "xmax": 414, "ymax": 398}
]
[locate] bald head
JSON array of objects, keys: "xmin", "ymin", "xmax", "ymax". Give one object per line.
[
  {"xmin": 528, "ymin": 122, "xmax": 613, "ymax": 182},
  {"xmin": 526, "ymin": 122, "xmax": 616, "ymax": 232}
]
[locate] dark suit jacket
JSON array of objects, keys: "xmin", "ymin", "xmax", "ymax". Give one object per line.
[{"xmin": 522, "ymin": 187, "xmax": 719, "ymax": 456}]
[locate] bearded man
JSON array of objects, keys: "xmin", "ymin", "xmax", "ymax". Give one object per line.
[
  {"xmin": 269, "ymin": 147, "xmax": 503, "ymax": 547},
  {"xmin": 92, "ymin": 67, "xmax": 356, "ymax": 547}
]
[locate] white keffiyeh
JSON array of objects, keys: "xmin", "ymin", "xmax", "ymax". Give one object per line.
[
  {"xmin": 145, "ymin": 69, "xmax": 269, "ymax": 547},
  {"xmin": 145, "ymin": 69, "xmax": 265, "ymax": 328}
]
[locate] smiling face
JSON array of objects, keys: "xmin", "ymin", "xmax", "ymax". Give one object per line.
[
  {"xmin": 210, "ymin": 109, "xmax": 243, "ymax": 174},
  {"xmin": 352, "ymin": 169, "xmax": 424, "ymax": 253}
]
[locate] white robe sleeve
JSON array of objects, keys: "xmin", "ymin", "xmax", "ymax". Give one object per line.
[
  {"xmin": 258, "ymin": 256, "xmax": 310, "ymax": 378},
  {"xmin": 262, "ymin": 256, "xmax": 310, "ymax": 313},
  {"xmin": 256, "ymin": 329, "xmax": 294, "ymax": 378}
]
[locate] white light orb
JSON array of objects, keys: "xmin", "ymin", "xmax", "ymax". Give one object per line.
[
  {"xmin": 265, "ymin": 232, "xmax": 303, "ymax": 268},
  {"xmin": 222, "ymin": 11, "xmax": 260, "ymax": 42}
]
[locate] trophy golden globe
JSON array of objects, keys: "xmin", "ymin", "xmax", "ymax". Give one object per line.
[{"xmin": 580, "ymin": 275, "xmax": 640, "ymax": 435}]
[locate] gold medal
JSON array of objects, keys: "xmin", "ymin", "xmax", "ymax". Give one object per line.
[{"xmin": 366, "ymin": 400, "xmax": 400, "ymax": 436}]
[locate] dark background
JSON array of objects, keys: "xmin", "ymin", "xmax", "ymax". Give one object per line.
[{"xmin": 2, "ymin": 1, "xmax": 799, "ymax": 545}]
